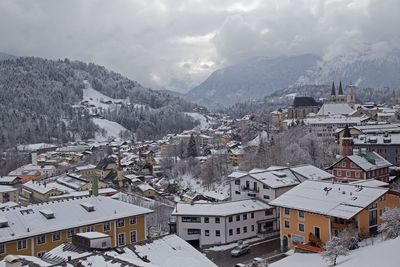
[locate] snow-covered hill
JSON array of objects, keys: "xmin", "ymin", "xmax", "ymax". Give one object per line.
[
  {"xmin": 184, "ymin": 112, "xmax": 210, "ymax": 130},
  {"xmin": 92, "ymin": 118, "xmax": 128, "ymax": 141},
  {"xmin": 82, "ymin": 80, "xmax": 128, "ymax": 110}
]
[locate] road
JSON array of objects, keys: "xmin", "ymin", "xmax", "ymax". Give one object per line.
[{"xmin": 205, "ymin": 237, "xmax": 281, "ymax": 267}]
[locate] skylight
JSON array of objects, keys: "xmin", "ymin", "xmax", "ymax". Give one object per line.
[{"xmin": 80, "ymin": 202, "xmax": 95, "ymax": 212}]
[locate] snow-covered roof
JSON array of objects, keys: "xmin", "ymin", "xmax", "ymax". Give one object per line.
[
  {"xmin": 269, "ymin": 180, "xmax": 388, "ymax": 220},
  {"xmin": 317, "ymin": 103, "xmax": 354, "ymax": 116},
  {"xmin": 291, "ymin": 165, "xmax": 334, "ymax": 181},
  {"xmin": 76, "ymin": 164, "xmax": 96, "ymax": 171},
  {"xmin": 336, "ymin": 152, "xmax": 392, "ymax": 171},
  {"xmin": 49, "ymin": 187, "xmax": 118, "ymax": 200},
  {"xmin": 0, "ymin": 176, "xmax": 19, "ymax": 183},
  {"xmin": 0, "ymin": 185, "xmax": 18, "ymax": 193},
  {"xmin": 350, "ymin": 179, "xmax": 389, "ymax": 187},
  {"xmin": 137, "ymin": 183, "xmax": 155, "ymax": 192},
  {"xmin": 172, "ymin": 199, "xmax": 271, "ymax": 217},
  {"xmin": 76, "ymin": 231, "xmax": 110, "ymax": 239},
  {"xmin": 22, "ymin": 180, "xmax": 74, "ymax": 194},
  {"xmin": 227, "ymin": 171, "xmax": 248, "ymax": 179},
  {"xmin": 16, "ymin": 143, "xmax": 57, "ymax": 152},
  {"xmin": 249, "ymin": 170, "xmax": 300, "ymax": 189},
  {"xmin": 353, "ymin": 134, "xmax": 400, "ymax": 145},
  {"xmin": 0, "ymin": 196, "xmax": 153, "ymax": 243},
  {"xmin": 303, "ymin": 116, "xmax": 369, "ymax": 125}
]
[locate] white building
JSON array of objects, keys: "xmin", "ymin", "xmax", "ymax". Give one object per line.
[
  {"xmin": 171, "ymin": 199, "xmax": 277, "ymax": 247},
  {"xmin": 0, "ymin": 185, "xmax": 19, "ymax": 203}
]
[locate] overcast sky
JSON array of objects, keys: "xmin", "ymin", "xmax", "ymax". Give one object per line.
[{"xmin": 0, "ymin": 0, "xmax": 399, "ymax": 92}]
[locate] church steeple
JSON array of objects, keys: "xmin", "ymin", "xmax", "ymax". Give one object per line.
[
  {"xmin": 338, "ymin": 80, "xmax": 344, "ymax": 95},
  {"xmin": 331, "ymin": 81, "xmax": 336, "ymax": 96}
]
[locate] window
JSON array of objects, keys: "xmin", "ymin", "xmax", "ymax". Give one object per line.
[
  {"xmin": 251, "ymin": 225, "xmax": 255, "ymax": 231},
  {"xmin": 369, "ymin": 210, "xmax": 378, "ymax": 227},
  {"xmin": 52, "ymin": 231, "xmax": 61, "ymax": 242},
  {"xmin": 0, "ymin": 243, "xmax": 5, "ymax": 254},
  {"xmin": 187, "ymin": 229, "xmax": 201, "ymax": 235},
  {"xmin": 337, "ymin": 170, "xmax": 342, "ymax": 176},
  {"xmin": 117, "ymin": 219, "xmax": 125, "ymax": 227},
  {"xmin": 37, "ymin": 235, "xmax": 46, "ymax": 245},
  {"xmin": 215, "ymin": 217, "xmax": 220, "ymax": 224},
  {"xmin": 236, "ymin": 228, "xmax": 240, "ymax": 234},
  {"xmin": 228, "ymin": 216, "xmax": 233, "ymax": 222},
  {"xmin": 205, "ymin": 230, "xmax": 210, "ymax": 236},
  {"xmin": 298, "ymin": 211, "xmax": 304, "ymax": 219},
  {"xmin": 251, "ymin": 212, "xmax": 254, "ymax": 219},
  {"xmin": 235, "ymin": 180, "xmax": 240, "ymax": 185},
  {"xmin": 355, "ymin": 172, "xmax": 360, "ymax": 178},
  {"xmin": 103, "ymin": 222, "xmax": 111, "ymax": 232},
  {"xmin": 130, "ymin": 231, "xmax": 137, "ymax": 243},
  {"xmin": 265, "ymin": 209, "xmax": 274, "ymax": 216},
  {"xmin": 243, "ymin": 226, "xmax": 247, "ymax": 233},
  {"xmin": 204, "ymin": 217, "xmax": 209, "ymax": 223},
  {"xmin": 263, "ymin": 195, "xmax": 270, "ymax": 200},
  {"xmin": 284, "ymin": 208, "xmax": 290, "ymax": 216},
  {"xmin": 229, "ymin": 229, "xmax": 233, "ymax": 236},
  {"xmin": 67, "ymin": 229, "xmax": 74, "ymax": 238},
  {"xmin": 216, "ymin": 230, "xmax": 220, "ymax": 237},
  {"xmin": 341, "ymin": 161, "xmax": 346, "ymax": 167},
  {"xmin": 243, "ymin": 214, "xmax": 247, "ymax": 220},
  {"xmin": 350, "ymin": 162, "xmax": 355, "ymax": 168},
  {"xmin": 263, "ymin": 184, "xmax": 269, "ymax": 189},
  {"xmin": 182, "ymin": 216, "xmax": 201, "ymax": 223},
  {"xmin": 284, "ymin": 220, "xmax": 290, "ymax": 228},
  {"xmin": 235, "ymin": 191, "xmax": 241, "ymax": 195},
  {"xmin": 118, "ymin": 233, "xmax": 125, "ymax": 246},
  {"xmin": 346, "ymin": 171, "xmax": 350, "ymax": 177},
  {"xmin": 236, "ymin": 215, "xmax": 240, "ymax": 221},
  {"xmin": 17, "ymin": 239, "xmax": 27, "ymax": 250},
  {"xmin": 130, "ymin": 216, "xmax": 137, "ymax": 225},
  {"xmin": 37, "ymin": 251, "xmax": 46, "ymax": 258},
  {"xmin": 299, "ymin": 224, "xmax": 305, "ymax": 232}
]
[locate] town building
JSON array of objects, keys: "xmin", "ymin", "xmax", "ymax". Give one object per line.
[
  {"xmin": 269, "ymin": 180, "xmax": 400, "ymax": 251},
  {"xmin": 0, "ymin": 186, "xmax": 18, "ymax": 204},
  {"xmin": 171, "ymin": 199, "xmax": 277, "ymax": 247},
  {"xmin": 287, "ymin": 97, "xmax": 320, "ymax": 119},
  {"xmin": 0, "ymin": 196, "xmax": 152, "ymax": 259}
]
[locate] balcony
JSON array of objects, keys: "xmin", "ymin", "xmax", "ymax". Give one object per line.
[{"xmin": 241, "ymin": 185, "xmax": 259, "ymax": 192}]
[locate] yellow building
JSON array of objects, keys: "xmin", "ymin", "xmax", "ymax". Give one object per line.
[
  {"xmin": 270, "ymin": 180, "xmax": 400, "ymax": 251},
  {"xmin": 0, "ymin": 196, "xmax": 152, "ymax": 259}
]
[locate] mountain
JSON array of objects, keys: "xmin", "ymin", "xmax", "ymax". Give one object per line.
[
  {"xmin": 185, "ymin": 54, "xmax": 319, "ymax": 108},
  {"xmin": 0, "ymin": 52, "xmax": 17, "ymax": 60},
  {"xmin": 187, "ymin": 47, "xmax": 400, "ymax": 109},
  {"xmin": 0, "ymin": 57, "xmax": 198, "ymax": 149}
]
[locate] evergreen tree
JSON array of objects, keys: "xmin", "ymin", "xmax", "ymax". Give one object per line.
[{"xmin": 187, "ymin": 134, "xmax": 198, "ymax": 158}]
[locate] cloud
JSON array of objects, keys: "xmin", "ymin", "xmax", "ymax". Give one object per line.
[{"xmin": 0, "ymin": 0, "xmax": 399, "ymax": 92}]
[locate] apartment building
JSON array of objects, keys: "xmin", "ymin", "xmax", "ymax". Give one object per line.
[
  {"xmin": 171, "ymin": 199, "xmax": 277, "ymax": 247},
  {"xmin": 270, "ymin": 180, "xmax": 400, "ymax": 251},
  {"xmin": 0, "ymin": 196, "xmax": 152, "ymax": 259}
]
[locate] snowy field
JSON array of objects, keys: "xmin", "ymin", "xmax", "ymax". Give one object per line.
[
  {"xmin": 92, "ymin": 118, "xmax": 128, "ymax": 140},
  {"xmin": 83, "ymin": 80, "xmax": 128, "ymax": 109},
  {"xmin": 185, "ymin": 112, "xmax": 210, "ymax": 130},
  {"xmin": 271, "ymin": 236, "xmax": 400, "ymax": 267},
  {"xmin": 177, "ymin": 174, "xmax": 229, "ymax": 201}
]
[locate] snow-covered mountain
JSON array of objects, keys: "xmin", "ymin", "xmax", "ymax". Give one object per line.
[
  {"xmin": 186, "ymin": 47, "xmax": 400, "ymax": 109},
  {"xmin": 185, "ymin": 54, "xmax": 319, "ymax": 109},
  {"xmin": 0, "ymin": 52, "xmax": 17, "ymax": 60}
]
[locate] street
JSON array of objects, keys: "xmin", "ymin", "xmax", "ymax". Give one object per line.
[{"xmin": 205, "ymin": 237, "xmax": 282, "ymax": 267}]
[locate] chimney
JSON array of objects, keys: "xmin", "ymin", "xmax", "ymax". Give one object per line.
[{"xmin": 31, "ymin": 152, "xmax": 38, "ymax": 166}]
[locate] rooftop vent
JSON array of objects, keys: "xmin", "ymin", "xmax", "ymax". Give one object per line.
[
  {"xmin": 39, "ymin": 209, "xmax": 55, "ymax": 219},
  {"xmin": 271, "ymin": 171, "xmax": 287, "ymax": 178},
  {"xmin": 383, "ymin": 137, "xmax": 391, "ymax": 143},
  {"xmin": 20, "ymin": 209, "xmax": 34, "ymax": 215},
  {"xmin": 80, "ymin": 202, "xmax": 95, "ymax": 212},
  {"xmin": 0, "ymin": 217, "xmax": 8, "ymax": 228}
]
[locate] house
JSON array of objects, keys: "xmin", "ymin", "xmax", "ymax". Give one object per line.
[
  {"xmin": 96, "ymin": 157, "xmax": 117, "ymax": 180},
  {"xmin": 0, "ymin": 195, "xmax": 152, "ymax": 259},
  {"xmin": 329, "ymin": 151, "xmax": 391, "ymax": 183},
  {"xmin": 269, "ymin": 180, "xmax": 400, "ymax": 251},
  {"xmin": 0, "ymin": 176, "xmax": 21, "ymax": 186},
  {"xmin": 1, "ymin": 234, "xmax": 217, "ymax": 267},
  {"xmin": 171, "ymin": 199, "xmax": 277, "ymax": 248},
  {"xmin": 0, "ymin": 186, "xmax": 19, "ymax": 203},
  {"xmin": 75, "ymin": 164, "xmax": 98, "ymax": 179},
  {"xmin": 21, "ymin": 180, "xmax": 72, "ymax": 202},
  {"xmin": 228, "ymin": 147, "xmax": 245, "ymax": 166},
  {"xmin": 228, "ymin": 168, "xmax": 301, "ymax": 202},
  {"xmin": 287, "ymin": 97, "xmax": 320, "ymax": 119},
  {"xmin": 136, "ymin": 183, "xmax": 157, "ymax": 198}
]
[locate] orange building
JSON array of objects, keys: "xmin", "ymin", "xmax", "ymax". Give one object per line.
[
  {"xmin": 270, "ymin": 180, "xmax": 400, "ymax": 251},
  {"xmin": 0, "ymin": 196, "xmax": 152, "ymax": 259}
]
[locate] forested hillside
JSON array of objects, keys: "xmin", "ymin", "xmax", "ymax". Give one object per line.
[{"xmin": 0, "ymin": 57, "xmax": 198, "ymax": 149}]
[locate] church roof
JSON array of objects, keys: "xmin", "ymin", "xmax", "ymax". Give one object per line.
[{"xmin": 293, "ymin": 97, "xmax": 319, "ymax": 107}]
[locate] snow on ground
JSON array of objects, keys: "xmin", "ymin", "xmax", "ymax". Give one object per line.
[
  {"xmin": 271, "ymin": 236, "xmax": 400, "ymax": 267},
  {"xmin": 177, "ymin": 174, "xmax": 229, "ymax": 200},
  {"xmin": 185, "ymin": 112, "xmax": 209, "ymax": 130},
  {"xmin": 83, "ymin": 80, "xmax": 128, "ymax": 109},
  {"xmin": 92, "ymin": 118, "xmax": 129, "ymax": 140},
  {"xmin": 205, "ymin": 237, "xmax": 262, "ymax": 251}
]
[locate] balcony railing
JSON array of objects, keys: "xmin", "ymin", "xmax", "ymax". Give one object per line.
[{"xmin": 241, "ymin": 185, "xmax": 259, "ymax": 192}]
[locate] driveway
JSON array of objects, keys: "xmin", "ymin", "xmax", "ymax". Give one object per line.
[{"xmin": 205, "ymin": 237, "xmax": 281, "ymax": 267}]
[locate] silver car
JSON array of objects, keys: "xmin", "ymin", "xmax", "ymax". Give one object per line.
[{"xmin": 230, "ymin": 243, "xmax": 250, "ymax": 257}]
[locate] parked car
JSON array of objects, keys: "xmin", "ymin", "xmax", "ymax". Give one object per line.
[
  {"xmin": 230, "ymin": 243, "xmax": 250, "ymax": 257},
  {"xmin": 234, "ymin": 264, "xmax": 247, "ymax": 267}
]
